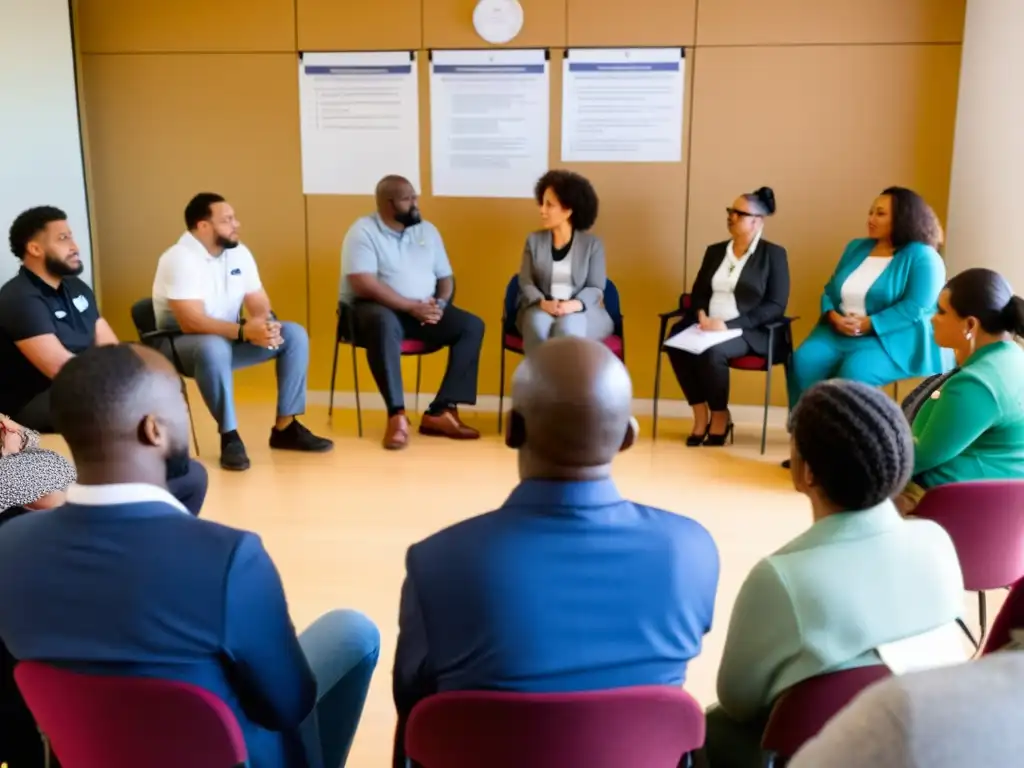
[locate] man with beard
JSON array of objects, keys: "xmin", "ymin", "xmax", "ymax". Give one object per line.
[
  {"xmin": 0, "ymin": 206, "xmax": 118, "ymax": 432},
  {"xmin": 0, "ymin": 344, "xmax": 380, "ymax": 768},
  {"xmin": 339, "ymin": 175, "xmax": 485, "ymax": 450},
  {"xmin": 152, "ymin": 192, "xmax": 332, "ymax": 471}
]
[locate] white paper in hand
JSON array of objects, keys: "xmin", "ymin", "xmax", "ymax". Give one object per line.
[{"xmin": 662, "ymin": 325, "xmax": 742, "ymax": 354}]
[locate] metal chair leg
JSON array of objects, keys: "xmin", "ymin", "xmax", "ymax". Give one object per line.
[
  {"xmin": 350, "ymin": 343, "xmax": 363, "ymax": 438},
  {"xmin": 415, "ymin": 356, "xmax": 422, "ymax": 413},
  {"xmin": 498, "ymin": 344, "xmax": 507, "ymax": 433},
  {"xmin": 329, "ymin": 335, "xmax": 341, "ymax": 417},
  {"xmin": 181, "ymin": 378, "xmax": 200, "ymax": 457},
  {"xmin": 979, "ymin": 591, "xmax": 988, "ymax": 644},
  {"xmin": 653, "ymin": 347, "xmax": 663, "ymax": 441},
  {"xmin": 957, "ymin": 617, "xmax": 980, "ymax": 650},
  {"xmin": 761, "ymin": 367, "xmax": 772, "ymax": 455}
]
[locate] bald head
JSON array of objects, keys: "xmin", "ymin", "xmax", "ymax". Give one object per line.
[
  {"xmin": 509, "ymin": 337, "xmax": 635, "ymax": 477},
  {"xmin": 51, "ymin": 344, "xmax": 190, "ymax": 474},
  {"xmin": 375, "ymin": 175, "xmax": 421, "ymax": 229}
]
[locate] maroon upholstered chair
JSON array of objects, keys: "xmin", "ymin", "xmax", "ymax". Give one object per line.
[
  {"xmin": 913, "ymin": 480, "xmax": 1024, "ymax": 646},
  {"xmin": 761, "ymin": 666, "xmax": 892, "ymax": 767},
  {"xmin": 405, "ymin": 686, "xmax": 705, "ymax": 768},
  {"xmin": 15, "ymin": 661, "xmax": 247, "ymax": 768},
  {"xmin": 653, "ymin": 293, "xmax": 795, "ymax": 453},
  {"xmin": 497, "ymin": 275, "xmax": 626, "ymax": 432},
  {"xmin": 329, "ymin": 300, "xmax": 449, "ymax": 436},
  {"xmin": 982, "ymin": 577, "xmax": 1024, "ymax": 654}
]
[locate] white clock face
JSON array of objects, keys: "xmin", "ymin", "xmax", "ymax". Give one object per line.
[{"xmin": 473, "ymin": 0, "xmax": 524, "ymax": 45}]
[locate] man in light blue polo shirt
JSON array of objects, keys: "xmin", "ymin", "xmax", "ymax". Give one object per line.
[{"xmin": 340, "ymin": 175, "xmax": 485, "ymax": 450}]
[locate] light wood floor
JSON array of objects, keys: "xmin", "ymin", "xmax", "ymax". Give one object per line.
[{"xmin": 42, "ymin": 400, "xmax": 999, "ymax": 767}]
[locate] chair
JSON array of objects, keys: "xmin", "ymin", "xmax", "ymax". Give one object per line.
[
  {"xmin": 652, "ymin": 294, "xmax": 795, "ymax": 454},
  {"xmin": 130, "ymin": 298, "xmax": 201, "ymax": 456},
  {"xmin": 761, "ymin": 666, "xmax": 892, "ymax": 767},
  {"xmin": 405, "ymin": 686, "xmax": 705, "ymax": 768},
  {"xmin": 982, "ymin": 577, "xmax": 1024, "ymax": 654},
  {"xmin": 328, "ymin": 301, "xmax": 448, "ymax": 437},
  {"xmin": 15, "ymin": 661, "xmax": 247, "ymax": 768},
  {"xmin": 497, "ymin": 276, "xmax": 626, "ymax": 432},
  {"xmin": 913, "ymin": 480, "xmax": 1024, "ymax": 647}
]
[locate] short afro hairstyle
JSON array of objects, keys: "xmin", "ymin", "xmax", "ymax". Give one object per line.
[
  {"xmin": 184, "ymin": 192, "xmax": 226, "ymax": 230},
  {"xmin": 9, "ymin": 206, "xmax": 67, "ymax": 260},
  {"xmin": 881, "ymin": 186, "xmax": 943, "ymax": 250},
  {"xmin": 534, "ymin": 170, "xmax": 599, "ymax": 231},
  {"xmin": 789, "ymin": 379, "xmax": 913, "ymax": 511}
]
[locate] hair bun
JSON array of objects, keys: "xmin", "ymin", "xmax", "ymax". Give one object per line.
[
  {"xmin": 1003, "ymin": 295, "xmax": 1024, "ymax": 337},
  {"xmin": 754, "ymin": 186, "xmax": 776, "ymax": 215}
]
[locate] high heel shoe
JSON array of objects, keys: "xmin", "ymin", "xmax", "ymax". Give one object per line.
[
  {"xmin": 704, "ymin": 412, "xmax": 734, "ymax": 447},
  {"xmin": 686, "ymin": 426, "xmax": 710, "ymax": 447}
]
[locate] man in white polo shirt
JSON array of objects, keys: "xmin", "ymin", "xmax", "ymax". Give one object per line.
[{"xmin": 152, "ymin": 192, "xmax": 332, "ymax": 471}]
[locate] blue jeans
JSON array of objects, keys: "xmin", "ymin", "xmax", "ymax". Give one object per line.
[
  {"xmin": 161, "ymin": 321, "xmax": 310, "ymax": 434},
  {"xmin": 297, "ymin": 610, "xmax": 381, "ymax": 768}
]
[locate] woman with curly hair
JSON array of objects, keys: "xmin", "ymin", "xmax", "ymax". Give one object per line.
[
  {"xmin": 516, "ymin": 170, "xmax": 614, "ymax": 354},
  {"xmin": 788, "ymin": 187, "xmax": 950, "ymax": 408}
]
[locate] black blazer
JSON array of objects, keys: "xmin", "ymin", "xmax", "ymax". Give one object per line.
[{"xmin": 682, "ymin": 239, "xmax": 790, "ymax": 357}]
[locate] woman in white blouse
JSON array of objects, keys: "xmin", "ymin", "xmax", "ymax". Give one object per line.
[
  {"xmin": 666, "ymin": 187, "xmax": 790, "ymax": 446},
  {"xmin": 516, "ymin": 170, "xmax": 613, "ymax": 354},
  {"xmin": 788, "ymin": 187, "xmax": 948, "ymax": 412}
]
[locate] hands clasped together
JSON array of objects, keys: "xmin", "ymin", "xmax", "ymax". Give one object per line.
[
  {"xmin": 827, "ymin": 310, "xmax": 872, "ymax": 337},
  {"xmin": 538, "ymin": 299, "xmax": 584, "ymax": 317},
  {"xmin": 243, "ymin": 317, "xmax": 285, "ymax": 349},
  {"xmin": 409, "ymin": 297, "xmax": 446, "ymax": 325}
]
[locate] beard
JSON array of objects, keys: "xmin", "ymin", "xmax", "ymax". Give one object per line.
[
  {"xmin": 215, "ymin": 234, "xmax": 240, "ymax": 250},
  {"xmin": 395, "ymin": 206, "xmax": 422, "ymax": 228},
  {"xmin": 44, "ymin": 252, "xmax": 84, "ymax": 277}
]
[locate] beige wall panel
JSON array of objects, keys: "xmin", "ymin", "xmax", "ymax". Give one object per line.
[
  {"xmin": 297, "ymin": 0, "xmax": 422, "ymax": 52},
  {"xmin": 696, "ymin": 0, "xmax": 965, "ymax": 46},
  {"xmin": 81, "ymin": 53, "xmax": 307, "ymax": 356},
  {"xmin": 567, "ymin": 0, "xmax": 696, "ymax": 47},
  {"xmin": 77, "ymin": 0, "xmax": 296, "ymax": 53},
  {"xmin": 423, "ymin": 0, "xmax": 566, "ymax": 49},
  {"xmin": 684, "ymin": 44, "xmax": 961, "ymax": 406}
]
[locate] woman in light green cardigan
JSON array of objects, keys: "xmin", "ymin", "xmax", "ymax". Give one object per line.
[
  {"xmin": 896, "ymin": 268, "xmax": 1024, "ymax": 512},
  {"xmin": 704, "ymin": 381, "xmax": 964, "ymax": 768}
]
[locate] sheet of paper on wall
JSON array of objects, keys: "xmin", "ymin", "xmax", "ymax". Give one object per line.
[
  {"xmin": 298, "ymin": 51, "xmax": 421, "ymax": 195},
  {"xmin": 662, "ymin": 325, "xmax": 742, "ymax": 354},
  {"xmin": 561, "ymin": 47, "xmax": 685, "ymax": 163},
  {"xmin": 430, "ymin": 49, "xmax": 549, "ymax": 198}
]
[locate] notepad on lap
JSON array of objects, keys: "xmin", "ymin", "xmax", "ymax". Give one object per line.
[{"xmin": 663, "ymin": 325, "xmax": 742, "ymax": 354}]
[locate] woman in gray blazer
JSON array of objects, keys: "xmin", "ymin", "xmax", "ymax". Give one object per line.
[{"xmin": 517, "ymin": 170, "xmax": 613, "ymax": 354}]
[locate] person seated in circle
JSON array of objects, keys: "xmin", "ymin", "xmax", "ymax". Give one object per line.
[
  {"xmin": 516, "ymin": 170, "xmax": 613, "ymax": 354},
  {"xmin": 896, "ymin": 268, "xmax": 1024, "ymax": 513},
  {"xmin": 704, "ymin": 380, "xmax": 964, "ymax": 768},
  {"xmin": 665, "ymin": 186, "xmax": 789, "ymax": 446}
]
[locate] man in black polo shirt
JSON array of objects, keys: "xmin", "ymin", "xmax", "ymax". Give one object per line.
[{"xmin": 0, "ymin": 206, "xmax": 118, "ymax": 432}]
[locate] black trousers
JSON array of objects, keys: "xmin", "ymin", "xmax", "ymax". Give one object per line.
[
  {"xmin": 666, "ymin": 324, "xmax": 752, "ymax": 411},
  {"xmin": 352, "ymin": 300, "xmax": 485, "ymax": 413},
  {"xmin": 12, "ymin": 390, "xmax": 54, "ymax": 434}
]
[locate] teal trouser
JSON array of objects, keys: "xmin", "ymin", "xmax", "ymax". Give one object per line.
[{"xmin": 788, "ymin": 324, "xmax": 906, "ymax": 408}]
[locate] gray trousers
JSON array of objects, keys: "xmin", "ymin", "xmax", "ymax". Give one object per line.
[{"xmin": 517, "ymin": 305, "xmax": 614, "ymax": 355}]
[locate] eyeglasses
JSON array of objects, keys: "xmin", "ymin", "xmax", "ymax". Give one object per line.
[{"xmin": 726, "ymin": 208, "xmax": 761, "ymax": 218}]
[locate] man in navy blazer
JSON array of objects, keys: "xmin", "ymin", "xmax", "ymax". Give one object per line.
[
  {"xmin": 392, "ymin": 337, "xmax": 720, "ymax": 766},
  {"xmin": 0, "ymin": 344, "xmax": 379, "ymax": 768}
]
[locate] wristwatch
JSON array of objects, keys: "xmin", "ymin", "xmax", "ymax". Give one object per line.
[{"xmin": 237, "ymin": 318, "xmax": 247, "ymax": 342}]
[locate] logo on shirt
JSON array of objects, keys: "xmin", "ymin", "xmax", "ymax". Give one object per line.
[
  {"xmin": 54, "ymin": 310, "xmax": 67, "ymax": 319},
  {"xmin": 230, "ymin": 268, "xmax": 242, "ymax": 276},
  {"xmin": 72, "ymin": 294, "xmax": 89, "ymax": 313}
]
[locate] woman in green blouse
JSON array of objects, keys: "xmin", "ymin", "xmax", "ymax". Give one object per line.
[{"xmin": 897, "ymin": 268, "xmax": 1024, "ymax": 512}]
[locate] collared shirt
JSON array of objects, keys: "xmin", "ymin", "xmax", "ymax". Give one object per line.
[
  {"xmin": 709, "ymin": 231, "xmax": 761, "ymax": 321},
  {"xmin": 152, "ymin": 231, "xmax": 262, "ymax": 329},
  {"xmin": 0, "ymin": 266, "xmax": 99, "ymax": 414},
  {"xmin": 339, "ymin": 214, "xmax": 453, "ymax": 303},
  {"xmin": 66, "ymin": 482, "xmax": 190, "ymax": 515}
]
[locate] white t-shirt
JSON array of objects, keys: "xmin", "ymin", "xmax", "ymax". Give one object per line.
[
  {"xmin": 550, "ymin": 257, "xmax": 573, "ymax": 301},
  {"xmin": 840, "ymin": 256, "xmax": 892, "ymax": 317},
  {"xmin": 708, "ymin": 232, "xmax": 760, "ymax": 321},
  {"xmin": 152, "ymin": 231, "xmax": 262, "ymax": 329}
]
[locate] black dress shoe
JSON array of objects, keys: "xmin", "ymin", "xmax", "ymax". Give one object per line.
[
  {"xmin": 686, "ymin": 427, "xmax": 710, "ymax": 447},
  {"xmin": 704, "ymin": 422, "xmax": 734, "ymax": 447}
]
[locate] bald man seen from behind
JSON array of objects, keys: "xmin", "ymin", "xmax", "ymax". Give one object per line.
[
  {"xmin": 0, "ymin": 344, "xmax": 380, "ymax": 768},
  {"xmin": 339, "ymin": 175, "xmax": 486, "ymax": 450},
  {"xmin": 391, "ymin": 337, "xmax": 721, "ymax": 767}
]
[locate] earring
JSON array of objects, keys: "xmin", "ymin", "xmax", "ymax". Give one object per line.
[{"xmin": 965, "ymin": 331, "xmax": 973, "ymax": 340}]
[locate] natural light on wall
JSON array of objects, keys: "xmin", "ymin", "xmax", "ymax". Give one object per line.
[{"xmin": 0, "ymin": 0, "xmax": 92, "ymax": 286}]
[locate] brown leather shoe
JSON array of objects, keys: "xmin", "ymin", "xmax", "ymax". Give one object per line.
[
  {"xmin": 418, "ymin": 408, "xmax": 480, "ymax": 440},
  {"xmin": 383, "ymin": 413, "xmax": 410, "ymax": 450}
]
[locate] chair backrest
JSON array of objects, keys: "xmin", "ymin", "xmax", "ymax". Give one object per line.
[
  {"xmin": 913, "ymin": 480, "xmax": 1024, "ymax": 592},
  {"xmin": 983, "ymin": 577, "xmax": 1024, "ymax": 654},
  {"xmin": 502, "ymin": 275, "xmax": 520, "ymax": 334},
  {"xmin": 761, "ymin": 666, "xmax": 891, "ymax": 760},
  {"xmin": 16, "ymin": 661, "xmax": 247, "ymax": 768},
  {"xmin": 130, "ymin": 297, "xmax": 158, "ymax": 338},
  {"xmin": 603, "ymin": 278, "xmax": 624, "ymax": 336},
  {"xmin": 405, "ymin": 686, "xmax": 704, "ymax": 768}
]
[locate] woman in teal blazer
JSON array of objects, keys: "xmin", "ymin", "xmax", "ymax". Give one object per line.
[
  {"xmin": 789, "ymin": 187, "xmax": 949, "ymax": 408},
  {"xmin": 896, "ymin": 268, "xmax": 1024, "ymax": 512}
]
